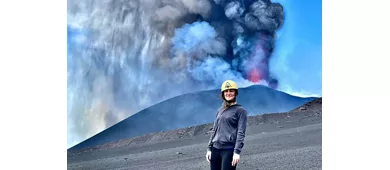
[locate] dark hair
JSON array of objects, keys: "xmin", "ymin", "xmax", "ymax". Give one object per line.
[{"xmin": 220, "ymin": 89, "xmax": 238, "ymax": 109}]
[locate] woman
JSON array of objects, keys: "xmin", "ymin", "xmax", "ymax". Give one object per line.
[{"xmin": 206, "ymin": 80, "xmax": 248, "ymax": 170}]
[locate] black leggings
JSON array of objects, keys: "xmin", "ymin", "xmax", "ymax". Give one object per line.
[{"xmin": 210, "ymin": 147, "xmax": 237, "ymax": 170}]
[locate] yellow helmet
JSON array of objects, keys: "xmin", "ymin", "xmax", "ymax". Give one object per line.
[{"xmin": 221, "ymin": 80, "xmax": 238, "ymax": 92}]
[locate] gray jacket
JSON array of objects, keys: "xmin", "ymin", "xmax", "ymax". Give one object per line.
[{"xmin": 207, "ymin": 104, "xmax": 248, "ymax": 154}]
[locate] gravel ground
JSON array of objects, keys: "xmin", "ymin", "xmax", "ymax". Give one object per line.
[{"xmin": 68, "ymin": 98, "xmax": 322, "ymax": 170}]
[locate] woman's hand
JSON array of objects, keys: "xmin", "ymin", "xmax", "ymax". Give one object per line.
[
  {"xmin": 232, "ymin": 153, "xmax": 240, "ymax": 166},
  {"xmin": 206, "ymin": 150, "xmax": 211, "ymax": 163}
]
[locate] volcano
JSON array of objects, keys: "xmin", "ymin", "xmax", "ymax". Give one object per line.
[{"xmin": 68, "ymin": 84, "xmax": 317, "ymax": 151}]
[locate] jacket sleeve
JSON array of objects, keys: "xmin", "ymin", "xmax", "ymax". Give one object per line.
[
  {"xmin": 234, "ymin": 109, "xmax": 248, "ymax": 154},
  {"xmin": 207, "ymin": 110, "xmax": 219, "ymax": 151}
]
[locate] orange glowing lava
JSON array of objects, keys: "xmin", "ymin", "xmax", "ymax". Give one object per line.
[{"xmin": 249, "ymin": 68, "xmax": 261, "ymax": 83}]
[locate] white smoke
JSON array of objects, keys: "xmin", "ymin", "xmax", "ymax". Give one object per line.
[
  {"xmin": 67, "ymin": 0, "xmax": 221, "ymax": 148},
  {"xmin": 190, "ymin": 56, "xmax": 258, "ymax": 88},
  {"xmin": 224, "ymin": 1, "xmax": 244, "ymax": 20},
  {"xmin": 170, "ymin": 21, "xmax": 257, "ymax": 88},
  {"xmin": 279, "ymin": 84, "xmax": 322, "ymax": 98}
]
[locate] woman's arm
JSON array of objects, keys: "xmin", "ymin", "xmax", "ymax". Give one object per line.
[
  {"xmin": 207, "ymin": 109, "xmax": 220, "ymax": 151},
  {"xmin": 207, "ymin": 118, "xmax": 217, "ymax": 151},
  {"xmin": 234, "ymin": 109, "xmax": 248, "ymax": 154}
]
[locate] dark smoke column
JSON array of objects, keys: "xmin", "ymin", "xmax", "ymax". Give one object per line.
[{"xmin": 214, "ymin": 0, "xmax": 284, "ymax": 89}]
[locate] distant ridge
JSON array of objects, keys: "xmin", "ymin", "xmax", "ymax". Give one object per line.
[
  {"xmin": 67, "ymin": 98, "xmax": 322, "ymax": 154},
  {"xmin": 68, "ymin": 85, "xmax": 317, "ymax": 151}
]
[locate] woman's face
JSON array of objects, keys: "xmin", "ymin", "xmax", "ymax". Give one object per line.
[{"xmin": 224, "ymin": 89, "xmax": 236, "ymax": 101}]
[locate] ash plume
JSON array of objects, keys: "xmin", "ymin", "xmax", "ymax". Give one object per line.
[{"xmin": 67, "ymin": 0, "xmax": 284, "ymax": 148}]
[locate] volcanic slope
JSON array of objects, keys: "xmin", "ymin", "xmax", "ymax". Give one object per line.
[
  {"xmin": 69, "ymin": 85, "xmax": 317, "ymax": 150},
  {"xmin": 68, "ymin": 98, "xmax": 322, "ymax": 170}
]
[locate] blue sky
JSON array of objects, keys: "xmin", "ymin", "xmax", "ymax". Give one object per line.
[{"xmin": 271, "ymin": 0, "xmax": 322, "ymax": 96}]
